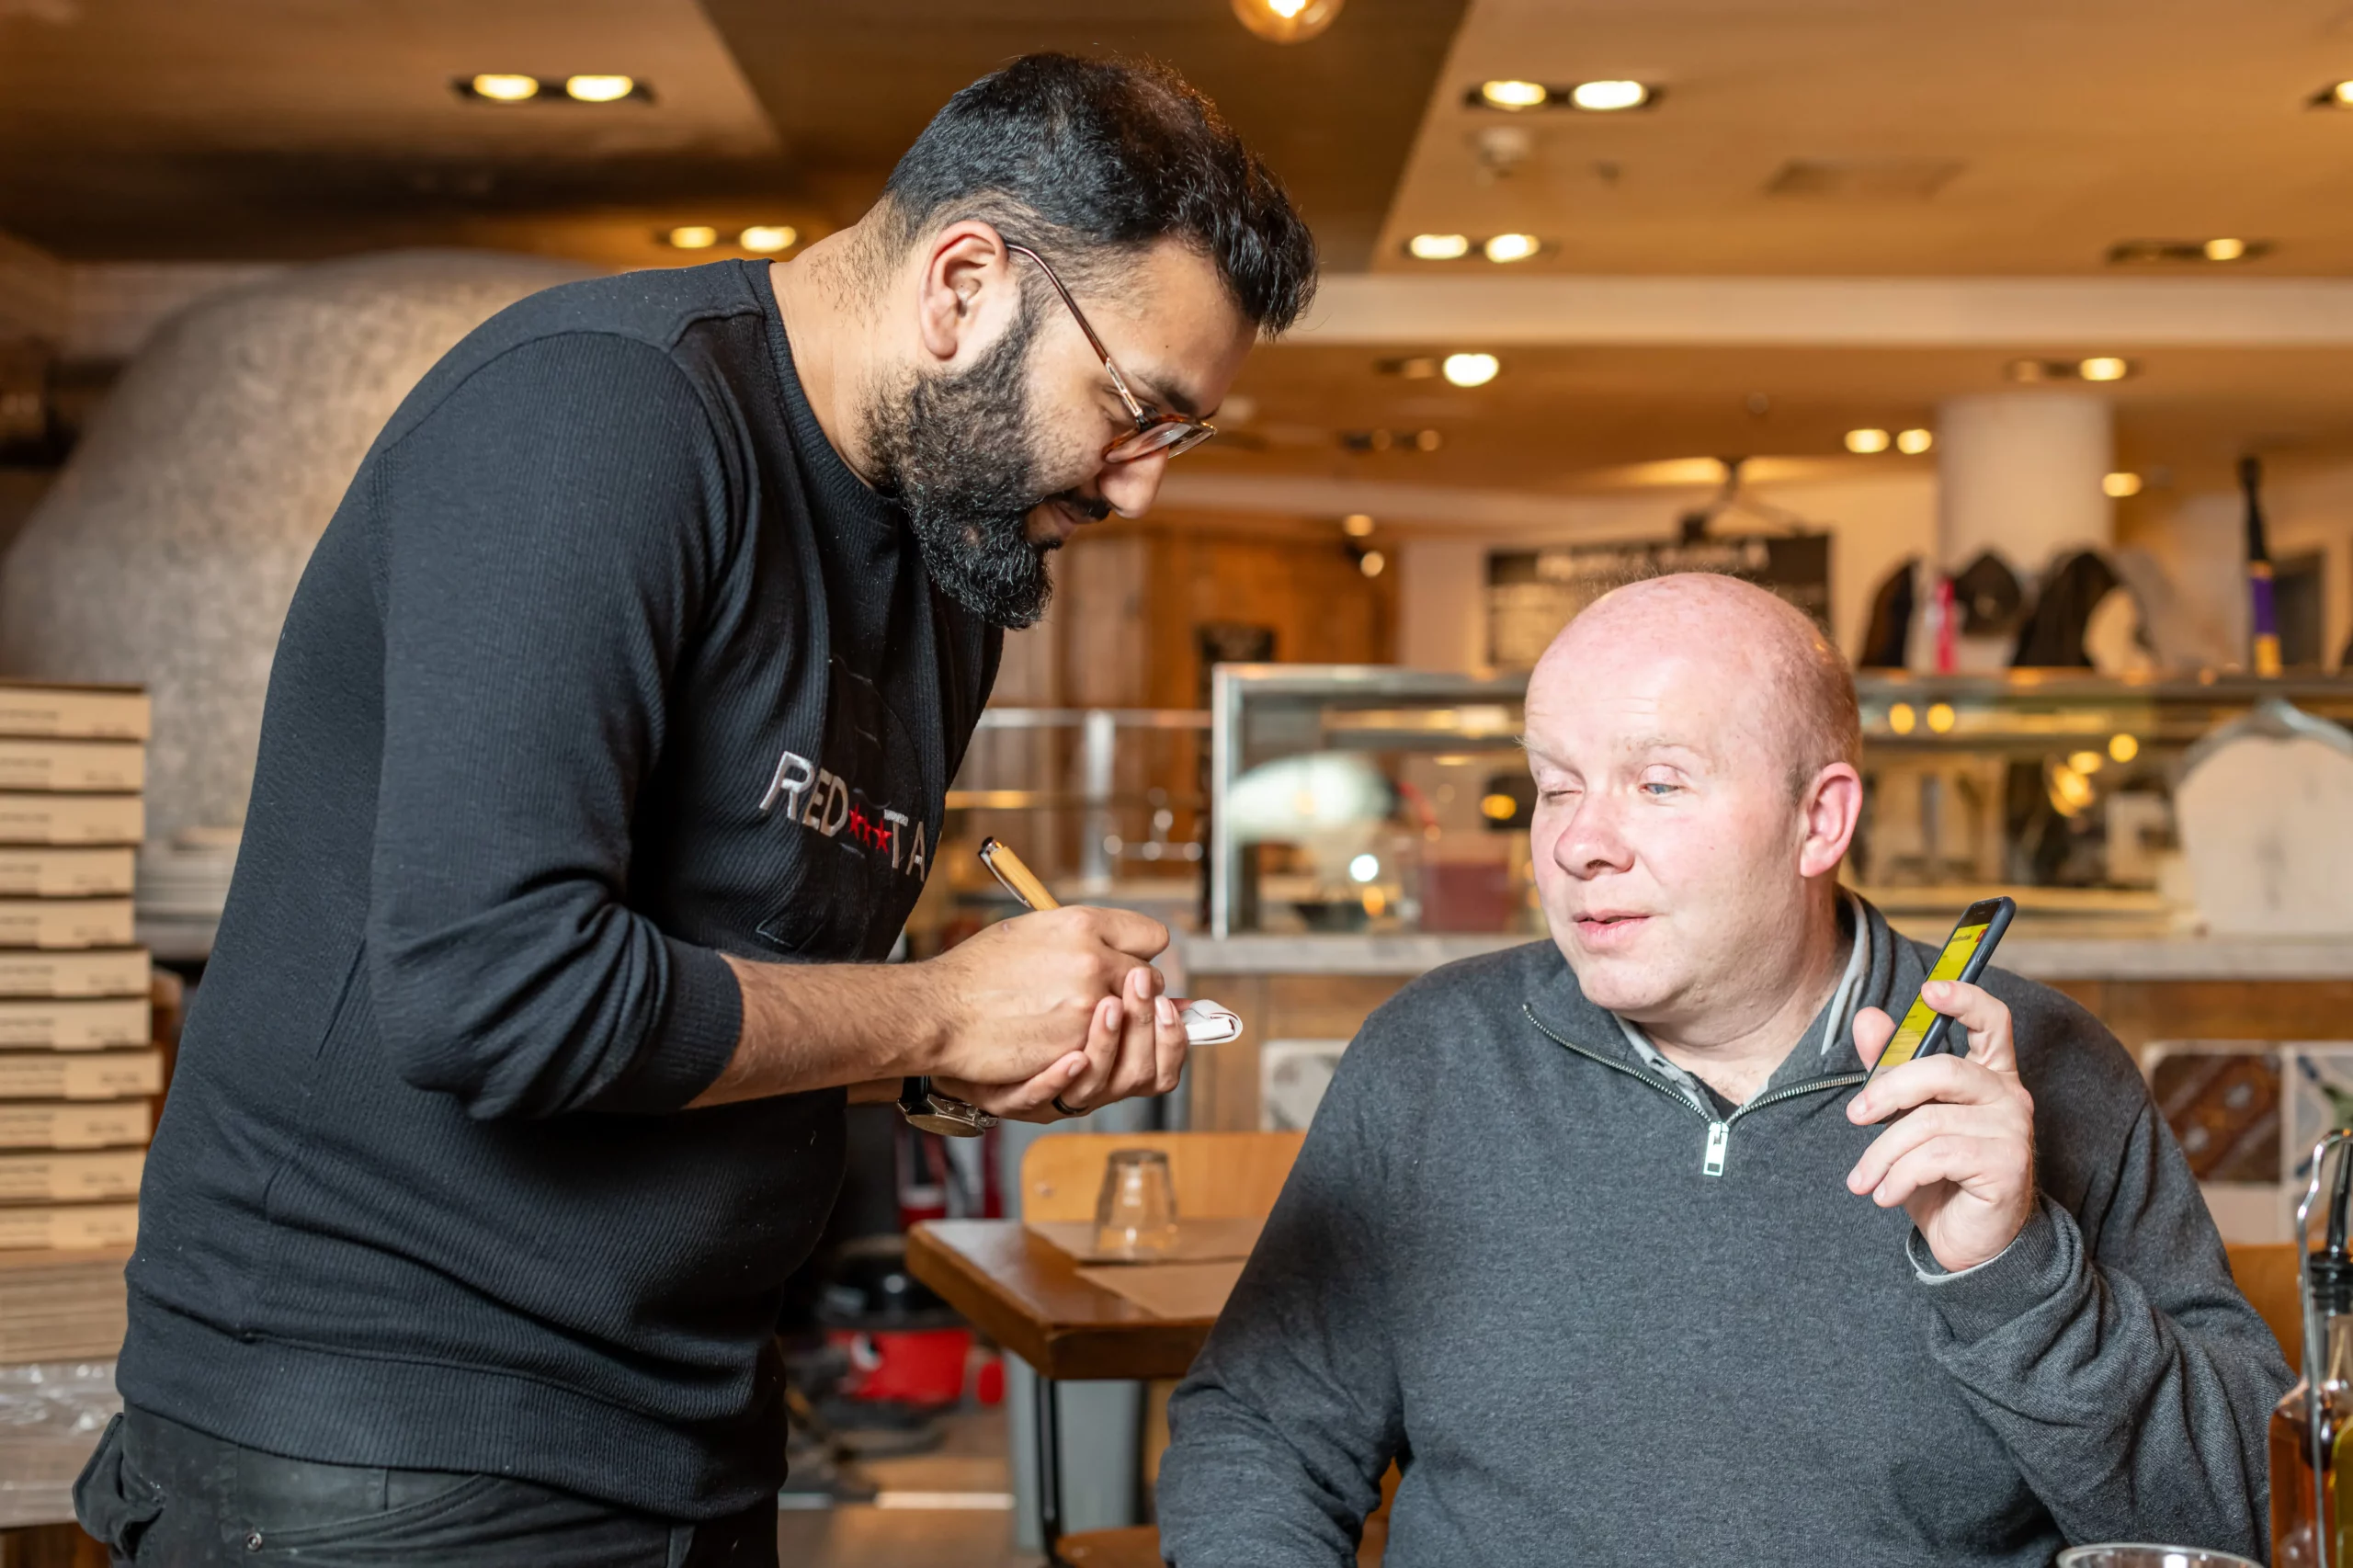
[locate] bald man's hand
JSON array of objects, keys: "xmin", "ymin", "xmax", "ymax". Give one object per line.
[{"xmin": 1843, "ymin": 980, "xmax": 2038, "ymax": 1273}]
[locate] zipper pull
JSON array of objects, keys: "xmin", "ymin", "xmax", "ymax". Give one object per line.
[{"xmin": 1703, "ymin": 1120, "xmax": 1729, "ymax": 1177}]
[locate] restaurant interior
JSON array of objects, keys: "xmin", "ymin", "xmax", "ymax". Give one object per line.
[{"xmin": 7, "ymin": 1, "xmax": 2353, "ymax": 1564}]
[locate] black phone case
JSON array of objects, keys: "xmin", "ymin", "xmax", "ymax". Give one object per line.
[{"xmin": 1908, "ymin": 896, "xmax": 2016, "ymax": 1062}]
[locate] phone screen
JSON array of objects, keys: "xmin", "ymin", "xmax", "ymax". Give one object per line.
[{"xmin": 1870, "ymin": 918, "xmax": 1991, "ymax": 1073}]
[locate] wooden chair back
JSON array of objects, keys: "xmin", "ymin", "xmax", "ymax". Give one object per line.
[
  {"xmin": 1019, "ymin": 1131, "xmax": 1306, "ymax": 1222},
  {"xmin": 2229, "ymin": 1242, "xmax": 2302, "ymax": 1369}
]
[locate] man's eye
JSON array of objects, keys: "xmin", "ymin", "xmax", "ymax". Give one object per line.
[{"xmin": 1641, "ymin": 780, "xmax": 1678, "ymax": 797}]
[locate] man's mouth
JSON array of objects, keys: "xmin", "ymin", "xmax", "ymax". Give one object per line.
[
  {"xmin": 1040, "ymin": 491, "xmax": 1112, "ymax": 540},
  {"xmin": 1572, "ymin": 912, "xmax": 1653, "ymax": 945}
]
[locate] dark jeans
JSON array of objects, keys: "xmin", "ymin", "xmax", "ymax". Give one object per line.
[{"xmin": 74, "ymin": 1405, "xmax": 779, "ymax": 1567}]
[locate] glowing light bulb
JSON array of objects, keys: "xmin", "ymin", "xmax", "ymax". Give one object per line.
[
  {"xmin": 1483, "ymin": 233, "xmax": 1540, "ymax": 263},
  {"xmin": 2204, "ymin": 237, "xmax": 2247, "ymax": 262},
  {"xmin": 1358, "ymin": 550, "xmax": 1386, "ymax": 578},
  {"xmin": 1569, "ymin": 80, "xmax": 1648, "ymax": 111},
  {"xmin": 1926, "ymin": 702, "xmax": 1957, "ymax": 733},
  {"xmin": 1442, "ymin": 352, "xmax": 1499, "ymax": 387},
  {"xmin": 565, "ymin": 74, "xmax": 636, "ymax": 102},
  {"xmin": 1896, "ymin": 427, "xmax": 1934, "ymax": 454},
  {"xmin": 2103, "ymin": 472, "xmax": 2143, "ymax": 498},
  {"xmin": 665, "ymin": 225, "xmax": 719, "ymax": 250},
  {"xmin": 738, "ymin": 225, "xmax": 797, "ymax": 253},
  {"xmin": 1408, "ymin": 233, "xmax": 1471, "ymax": 260},
  {"xmin": 1845, "ymin": 428, "xmax": 1892, "ymax": 454},
  {"xmin": 1480, "ymin": 79, "xmax": 1549, "ymax": 110},
  {"xmin": 1342, "ymin": 513, "xmax": 1375, "ymax": 539},
  {"xmin": 2079, "ymin": 356, "xmax": 2131, "ymax": 382},
  {"xmin": 1888, "ymin": 703, "xmax": 1916, "ymax": 735},
  {"xmin": 2109, "ymin": 733, "xmax": 2140, "ymax": 763},
  {"xmin": 469, "ymin": 74, "xmax": 540, "ymax": 102}
]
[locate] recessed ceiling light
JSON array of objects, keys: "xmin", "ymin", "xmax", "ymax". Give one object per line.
[
  {"xmin": 1407, "ymin": 233, "xmax": 1472, "ymax": 260},
  {"xmin": 1342, "ymin": 513, "xmax": 1375, "ymax": 538},
  {"xmin": 2314, "ymin": 80, "xmax": 2353, "ymax": 106},
  {"xmin": 1896, "ymin": 427, "xmax": 1934, "ymax": 454},
  {"xmin": 1479, "ymin": 79, "xmax": 1550, "ymax": 110},
  {"xmin": 467, "ymin": 74, "xmax": 540, "ymax": 102},
  {"xmin": 2103, "ymin": 472, "xmax": 2143, "ymax": 497},
  {"xmin": 564, "ymin": 74, "xmax": 636, "ymax": 103},
  {"xmin": 1568, "ymin": 79, "xmax": 1649, "ymax": 111},
  {"xmin": 739, "ymin": 225, "xmax": 798, "ymax": 253},
  {"xmin": 2339, "ymin": 81, "xmax": 2353, "ymax": 103},
  {"xmin": 665, "ymin": 225, "xmax": 719, "ymax": 250},
  {"xmin": 1358, "ymin": 549, "xmax": 1387, "ymax": 578},
  {"xmin": 1232, "ymin": 0, "xmax": 1343, "ymax": 44},
  {"xmin": 1845, "ymin": 428, "xmax": 1892, "ymax": 454},
  {"xmin": 2108, "ymin": 237, "xmax": 2273, "ymax": 265},
  {"xmin": 1442, "ymin": 352, "xmax": 1499, "ymax": 387},
  {"xmin": 2078, "ymin": 356, "xmax": 2131, "ymax": 382},
  {"xmin": 1483, "ymin": 233, "xmax": 1540, "ymax": 263},
  {"xmin": 1414, "ymin": 428, "xmax": 1443, "ymax": 451}
]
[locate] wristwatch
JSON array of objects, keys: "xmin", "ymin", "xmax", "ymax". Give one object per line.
[{"xmin": 897, "ymin": 1075, "xmax": 997, "ymax": 1137}]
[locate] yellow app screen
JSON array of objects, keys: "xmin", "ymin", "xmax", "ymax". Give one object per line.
[{"xmin": 1873, "ymin": 921, "xmax": 1988, "ymax": 1072}]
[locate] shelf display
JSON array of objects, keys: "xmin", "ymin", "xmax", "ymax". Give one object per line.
[{"xmin": 1207, "ymin": 665, "xmax": 2353, "ymax": 938}]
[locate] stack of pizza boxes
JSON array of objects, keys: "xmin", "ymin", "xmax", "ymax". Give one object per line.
[{"xmin": 0, "ymin": 681, "xmax": 153, "ymax": 1305}]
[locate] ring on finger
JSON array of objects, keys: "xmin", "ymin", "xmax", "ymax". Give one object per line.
[{"xmin": 1052, "ymin": 1094, "xmax": 1086, "ymax": 1119}]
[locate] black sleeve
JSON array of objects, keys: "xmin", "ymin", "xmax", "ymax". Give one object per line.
[
  {"xmin": 362, "ymin": 332, "xmax": 745, "ymax": 1120},
  {"xmin": 1158, "ymin": 1028, "xmax": 1405, "ymax": 1564}
]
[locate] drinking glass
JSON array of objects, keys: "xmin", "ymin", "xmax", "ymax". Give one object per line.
[
  {"xmin": 2058, "ymin": 1548, "xmax": 2261, "ymax": 1568},
  {"xmin": 1095, "ymin": 1149, "xmax": 1178, "ymax": 1257}
]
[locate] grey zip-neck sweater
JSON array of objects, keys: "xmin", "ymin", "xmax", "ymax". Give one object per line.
[{"xmin": 1160, "ymin": 900, "xmax": 2290, "ymax": 1567}]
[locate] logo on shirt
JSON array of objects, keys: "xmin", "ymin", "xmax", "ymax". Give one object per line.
[{"xmin": 757, "ymin": 751, "xmax": 928, "ymax": 880}]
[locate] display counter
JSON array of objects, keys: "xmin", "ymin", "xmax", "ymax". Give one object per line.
[{"xmin": 1177, "ymin": 928, "xmax": 2353, "ymax": 1133}]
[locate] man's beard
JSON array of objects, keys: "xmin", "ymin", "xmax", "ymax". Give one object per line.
[{"xmin": 868, "ymin": 310, "xmax": 1098, "ymax": 631}]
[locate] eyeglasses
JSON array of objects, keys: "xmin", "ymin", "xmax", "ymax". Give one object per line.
[{"xmin": 1005, "ymin": 244, "xmax": 1218, "ymax": 463}]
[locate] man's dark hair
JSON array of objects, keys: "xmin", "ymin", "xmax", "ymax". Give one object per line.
[{"xmin": 881, "ymin": 53, "xmax": 1317, "ymax": 334}]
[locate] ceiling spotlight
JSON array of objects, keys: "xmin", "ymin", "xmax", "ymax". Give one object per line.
[
  {"xmin": 2103, "ymin": 472, "xmax": 2143, "ymax": 497},
  {"xmin": 1483, "ymin": 233, "xmax": 1540, "ymax": 263},
  {"xmin": 1845, "ymin": 427, "xmax": 1892, "ymax": 454},
  {"xmin": 564, "ymin": 74, "xmax": 637, "ymax": 102},
  {"xmin": 1568, "ymin": 79, "xmax": 1649, "ymax": 111},
  {"xmin": 1895, "ymin": 427, "xmax": 1934, "ymax": 455},
  {"xmin": 1358, "ymin": 549, "xmax": 1387, "ymax": 578},
  {"xmin": 2078, "ymin": 356, "xmax": 2131, "ymax": 382},
  {"xmin": 665, "ymin": 225, "xmax": 719, "ymax": 250},
  {"xmin": 1414, "ymin": 428, "xmax": 1443, "ymax": 451},
  {"xmin": 2314, "ymin": 81, "xmax": 2353, "ymax": 106},
  {"xmin": 1342, "ymin": 513, "xmax": 1375, "ymax": 538},
  {"xmin": 1407, "ymin": 233, "xmax": 1472, "ymax": 260},
  {"xmin": 2203, "ymin": 237, "xmax": 2248, "ymax": 262},
  {"xmin": 1479, "ymin": 79, "xmax": 1550, "ymax": 110},
  {"xmin": 1442, "ymin": 352, "xmax": 1500, "ymax": 388},
  {"xmin": 1232, "ymin": 0, "xmax": 1344, "ymax": 44},
  {"xmin": 467, "ymin": 74, "xmax": 540, "ymax": 102},
  {"xmin": 738, "ymin": 225, "xmax": 798, "ymax": 253}
]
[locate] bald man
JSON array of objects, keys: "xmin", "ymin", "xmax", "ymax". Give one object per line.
[{"xmin": 1158, "ymin": 574, "xmax": 2287, "ymax": 1567}]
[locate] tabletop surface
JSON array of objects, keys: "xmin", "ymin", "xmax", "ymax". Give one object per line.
[{"xmin": 906, "ymin": 1220, "xmax": 1218, "ymax": 1382}]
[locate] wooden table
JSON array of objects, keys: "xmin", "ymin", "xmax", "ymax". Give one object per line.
[{"xmin": 908, "ymin": 1221, "xmax": 1217, "ymax": 1564}]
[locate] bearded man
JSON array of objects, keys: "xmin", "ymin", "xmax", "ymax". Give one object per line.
[
  {"xmin": 78, "ymin": 54, "xmax": 1314, "ymax": 1567},
  {"xmin": 1159, "ymin": 574, "xmax": 2287, "ymax": 1567}
]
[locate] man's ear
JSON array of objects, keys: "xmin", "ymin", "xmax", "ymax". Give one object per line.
[
  {"xmin": 914, "ymin": 221, "xmax": 1020, "ymax": 368},
  {"xmin": 1797, "ymin": 762, "xmax": 1863, "ymax": 879}
]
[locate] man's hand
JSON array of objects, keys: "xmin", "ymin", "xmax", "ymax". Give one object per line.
[
  {"xmin": 922, "ymin": 906, "xmax": 1188, "ymax": 1122},
  {"xmin": 935, "ymin": 960, "xmax": 1189, "ymax": 1124},
  {"xmin": 701, "ymin": 904, "xmax": 1184, "ymax": 1111},
  {"xmin": 1845, "ymin": 979, "xmax": 2038, "ymax": 1273}
]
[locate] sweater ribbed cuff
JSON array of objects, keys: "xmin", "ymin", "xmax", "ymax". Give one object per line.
[
  {"xmin": 589, "ymin": 937, "xmax": 744, "ymax": 1113},
  {"xmin": 1907, "ymin": 1198, "xmax": 2072, "ymax": 1343}
]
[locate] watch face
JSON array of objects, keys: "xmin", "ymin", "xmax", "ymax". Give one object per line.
[{"xmin": 906, "ymin": 1103, "xmax": 994, "ymax": 1137}]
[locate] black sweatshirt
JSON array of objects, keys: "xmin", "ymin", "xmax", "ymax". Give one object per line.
[{"xmin": 118, "ymin": 260, "xmax": 1002, "ymax": 1517}]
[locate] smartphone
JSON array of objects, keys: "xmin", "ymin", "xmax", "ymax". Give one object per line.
[{"xmin": 1866, "ymin": 895, "xmax": 2017, "ymax": 1085}]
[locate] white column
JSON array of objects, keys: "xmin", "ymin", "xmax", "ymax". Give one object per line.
[{"xmin": 1935, "ymin": 392, "xmax": 2114, "ymax": 571}]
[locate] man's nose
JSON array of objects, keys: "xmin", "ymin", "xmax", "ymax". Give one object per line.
[
  {"xmin": 1553, "ymin": 795, "xmax": 1634, "ymax": 879},
  {"xmin": 1096, "ymin": 449, "xmax": 1171, "ymax": 518}
]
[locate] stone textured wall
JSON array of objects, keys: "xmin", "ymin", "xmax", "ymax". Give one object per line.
[{"xmin": 0, "ymin": 250, "xmax": 591, "ymax": 841}]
